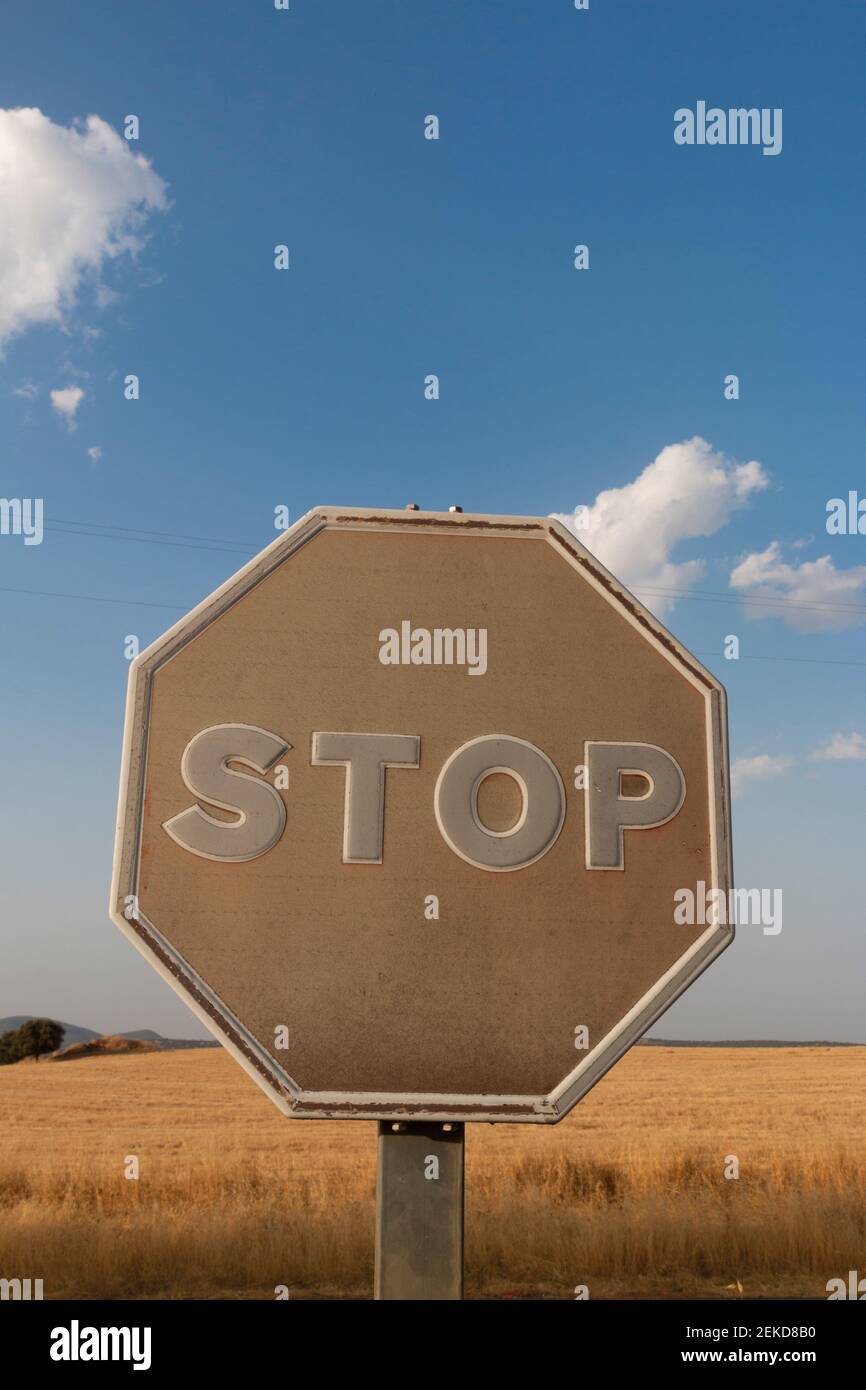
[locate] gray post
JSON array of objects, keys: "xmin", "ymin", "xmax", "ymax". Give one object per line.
[{"xmin": 374, "ymin": 1121, "xmax": 465, "ymax": 1300}]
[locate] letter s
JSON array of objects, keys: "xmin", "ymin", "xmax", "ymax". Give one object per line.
[{"xmin": 163, "ymin": 724, "xmax": 290, "ymax": 862}]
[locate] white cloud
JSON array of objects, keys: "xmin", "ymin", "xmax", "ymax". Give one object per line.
[
  {"xmin": 551, "ymin": 437, "xmax": 768, "ymax": 617},
  {"xmin": 810, "ymin": 732, "xmax": 866, "ymax": 762},
  {"xmin": 13, "ymin": 382, "xmax": 39, "ymax": 400},
  {"xmin": 729, "ymin": 541, "xmax": 866, "ymax": 632},
  {"xmin": 50, "ymin": 384, "xmax": 84, "ymax": 428},
  {"xmin": 731, "ymin": 754, "xmax": 793, "ymax": 797},
  {"xmin": 0, "ymin": 107, "xmax": 168, "ymax": 349},
  {"xmin": 87, "ymin": 445, "xmax": 103, "ymax": 462}
]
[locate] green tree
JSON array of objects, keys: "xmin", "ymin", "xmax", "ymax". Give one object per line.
[
  {"xmin": 0, "ymin": 1030, "xmax": 22, "ymax": 1065},
  {"xmin": 14, "ymin": 1018, "xmax": 65, "ymax": 1062}
]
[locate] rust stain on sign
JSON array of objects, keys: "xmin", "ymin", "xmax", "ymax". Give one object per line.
[
  {"xmin": 335, "ymin": 513, "xmax": 545, "ymax": 534},
  {"xmin": 545, "ymin": 527, "xmax": 716, "ymax": 691}
]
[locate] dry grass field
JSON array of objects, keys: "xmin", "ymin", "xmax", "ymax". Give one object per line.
[{"xmin": 0, "ymin": 1045, "xmax": 863, "ymax": 1300}]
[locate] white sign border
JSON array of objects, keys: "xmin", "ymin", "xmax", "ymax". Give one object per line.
[{"xmin": 109, "ymin": 507, "xmax": 734, "ymax": 1123}]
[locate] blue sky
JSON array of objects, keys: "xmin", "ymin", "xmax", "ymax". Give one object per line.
[{"xmin": 1, "ymin": 0, "xmax": 864, "ymax": 1040}]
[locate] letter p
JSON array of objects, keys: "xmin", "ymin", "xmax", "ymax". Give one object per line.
[{"xmin": 585, "ymin": 742, "xmax": 685, "ymax": 870}]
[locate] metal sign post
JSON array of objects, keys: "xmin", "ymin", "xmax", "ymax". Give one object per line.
[{"xmin": 375, "ymin": 1122, "xmax": 465, "ymax": 1300}]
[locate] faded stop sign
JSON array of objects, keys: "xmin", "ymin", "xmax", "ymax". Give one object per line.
[{"xmin": 110, "ymin": 507, "xmax": 733, "ymax": 1122}]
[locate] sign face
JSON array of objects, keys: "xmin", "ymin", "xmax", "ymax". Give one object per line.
[{"xmin": 110, "ymin": 508, "xmax": 733, "ymax": 1122}]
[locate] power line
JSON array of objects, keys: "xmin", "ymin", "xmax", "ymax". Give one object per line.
[
  {"xmin": 46, "ymin": 517, "xmax": 260, "ymax": 547},
  {"xmin": 4, "ymin": 518, "xmax": 866, "ymax": 659},
  {"xmin": 0, "ymin": 584, "xmax": 183, "ymax": 611},
  {"xmin": 0, "ymin": 583, "xmax": 863, "ymax": 670},
  {"xmin": 46, "ymin": 525, "xmax": 255, "ymax": 556},
  {"xmin": 44, "ymin": 518, "xmax": 258, "ymax": 557},
  {"xmin": 635, "ymin": 584, "xmax": 866, "ymax": 617},
  {"xmin": 35, "ymin": 518, "xmax": 866, "ymax": 620},
  {"xmin": 694, "ymin": 649, "xmax": 866, "ymax": 670}
]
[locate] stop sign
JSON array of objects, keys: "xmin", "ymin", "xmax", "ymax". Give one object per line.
[{"xmin": 110, "ymin": 506, "xmax": 732, "ymax": 1123}]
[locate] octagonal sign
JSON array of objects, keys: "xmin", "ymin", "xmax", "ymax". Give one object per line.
[{"xmin": 110, "ymin": 507, "xmax": 733, "ymax": 1122}]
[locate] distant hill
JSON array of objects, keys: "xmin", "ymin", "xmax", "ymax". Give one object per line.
[
  {"xmin": 0, "ymin": 1017, "xmax": 218, "ymax": 1052},
  {"xmin": 2, "ymin": 1018, "xmax": 857, "ymax": 1057}
]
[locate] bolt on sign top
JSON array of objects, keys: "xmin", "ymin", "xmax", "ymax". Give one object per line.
[{"xmin": 110, "ymin": 507, "xmax": 733, "ymax": 1123}]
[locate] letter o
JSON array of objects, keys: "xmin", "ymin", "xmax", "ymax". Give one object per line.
[{"xmin": 434, "ymin": 735, "xmax": 565, "ymax": 871}]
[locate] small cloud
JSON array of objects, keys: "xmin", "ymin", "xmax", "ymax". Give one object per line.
[
  {"xmin": 13, "ymin": 381, "xmax": 39, "ymax": 400},
  {"xmin": 87, "ymin": 445, "xmax": 103, "ymax": 462},
  {"xmin": 95, "ymin": 284, "xmax": 119, "ymax": 309},
  {"xmin": 810, "ymin": 732, "xmax": 866, "ymax": 762},
  {"xmin": 50, "ymin": 384, "xmax": 85, "ymax": 429},
  {"xmin": 552, "ymin": 437, "xmax": 768, "ymax": 619},
  {"xmin": 730, "ymin": 541, "xmax": 866, "ymax": 632},
  {"xmin": 0, "ymin": 107, "xmax": 168, "ymax": 350},
  {"xmin": 731, "ymin": 754, "xmax": 793, "ymax": 797}
]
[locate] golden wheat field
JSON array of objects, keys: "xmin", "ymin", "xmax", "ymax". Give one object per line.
[{"xmin": 0, "ymin": 1045, "xmax": 863, "ymax": 1300}]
